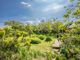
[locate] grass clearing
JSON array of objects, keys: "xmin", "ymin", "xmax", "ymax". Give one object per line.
[{"xmin": 31, "ymin": 38, "xmax": 56, "ymax": 52}]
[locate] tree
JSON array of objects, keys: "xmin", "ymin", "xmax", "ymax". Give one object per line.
[
  {"xmin": 5, "ymin": 20, "xmax": 24, "ymax": 30},
  {"xmin": 25, "ymin": 24, "xmax": 33, "ymax": 35},
  {"xmin": 64, "ymin": 0, "xmax": 80, "ymax": 19}
]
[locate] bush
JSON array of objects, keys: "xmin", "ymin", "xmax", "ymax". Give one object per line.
[
  {"xmin": 4, "ymin": 27, "xmax": 12, "ymax": 34},
  {"xmin": 0, "ymin": 39, "xmax": 18, "ymax": 52},
  {"xmin": 58, "ymin": 35, "xmax": 80, "ymax": 60},
  {"xmin": 22, "ymin": 31, "xmax": 28, "ymax": 37},
  {"xmin": 45, "ymin": 37, "xmax": 52, "ymax": 42},
  {"xmin": 38, "ymin": 35, "xmax": 45, "ymax": 40},
  {"xmin": 30, "ymin": 38, "xmax": 41, "ymax": 44},
  {"xmin": 0, "ymin": 29, "xmax": 5, "ymax": 38},
  {"xmin": 16, "ymin": 30, "xmax": 22, "ymax": 37}
]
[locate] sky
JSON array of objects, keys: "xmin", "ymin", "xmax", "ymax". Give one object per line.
[{"xmin": 0, "ymin": 0, "xmax": 76, "ymax": 26}]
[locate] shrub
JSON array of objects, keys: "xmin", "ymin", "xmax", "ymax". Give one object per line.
[
  {"xmin": 38, "ymin": 35, "xmax": 45, "ymax": 40},
  {"xmin": 22, "ymin": 31, "xmax": 28, "ymax": 37},
  {"xmin": 0, "ymin": 38, "xmax": 18, "ymax": 52},
  {"xmin": 0, "ymin": 29, "xmax": 5, "ymax": 38},
  {"xmin": 58, "ymin": 35, "xmax": 80, "ymax": 60},
  {"xmin": 46, "ymin": 51, "xmax": 54, "ymax": 60},
  {"xmin": 4, "ymin": 27, "xmax": 12, "ymax": 34},
  {"xmin": 45, "ymin": 37, "xmax": 52, "ymax": 42},
  {"xmin": 16, "ymin": 30, "xmax": 22, "ymax": 37},
  {"xmin": 30, "ymin": 38, "xmax": 41, "ymax": 44}
]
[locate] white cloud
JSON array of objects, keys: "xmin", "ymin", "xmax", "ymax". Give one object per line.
[
  {"xmin": 35, "ymin": 0, "xmax": 47, "ymax": 2},
  {"xmin": 40, "ymin": 0, "xmax": 47, "ymax": 2},
  {"xmin": 33, "ymin": 0, "xmax": 65, "ymax": 13},
  {"xmin": 20, "ymin": 2, "xmax": 31, "ymax": 7},
  {"xmin": 34, "ymin": 0, "xmax": 64, "ymax": 3},
  {"xmin": 34, "ymin": 0, "xmax": 48, "ymax": 2},
  {"xmin": 42, "ymin": 4, "xmax": 64, "ymax": 13}
]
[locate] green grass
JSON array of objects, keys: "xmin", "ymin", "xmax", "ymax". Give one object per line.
[
  {"xmin": 31, "ymin": 38, "xmax": 56, "ymax": 52},
  {"xmin": 0, "ymin": 33, "xmax": 56, "ymax": 60}
]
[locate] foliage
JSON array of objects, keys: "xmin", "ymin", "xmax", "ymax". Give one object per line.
[
  {"xmin": 45, "ymin": 37, "xmax": 52, "ymax": 42},
  {"xmin": 30, "ymin": 38, "xmax": 41, "ymax": 44},
  {"xmin": 1, "ymin": 19, "xmax": 80, "ymax": 60},
  {"xmin": 1, "ymin": 1, "xmax": 80, "ymax": 59},
  {"xmin": 0, "ymin": 29, "xmax": 5, "ymax": 38},
  {"xmin": 38, "ymin": 35, "xmax": 45, "ymax": 40}
]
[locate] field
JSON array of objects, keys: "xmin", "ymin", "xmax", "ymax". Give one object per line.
[{"xmin": 0, "ymin": 0, "xmax": 80, "ymax": 60}]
